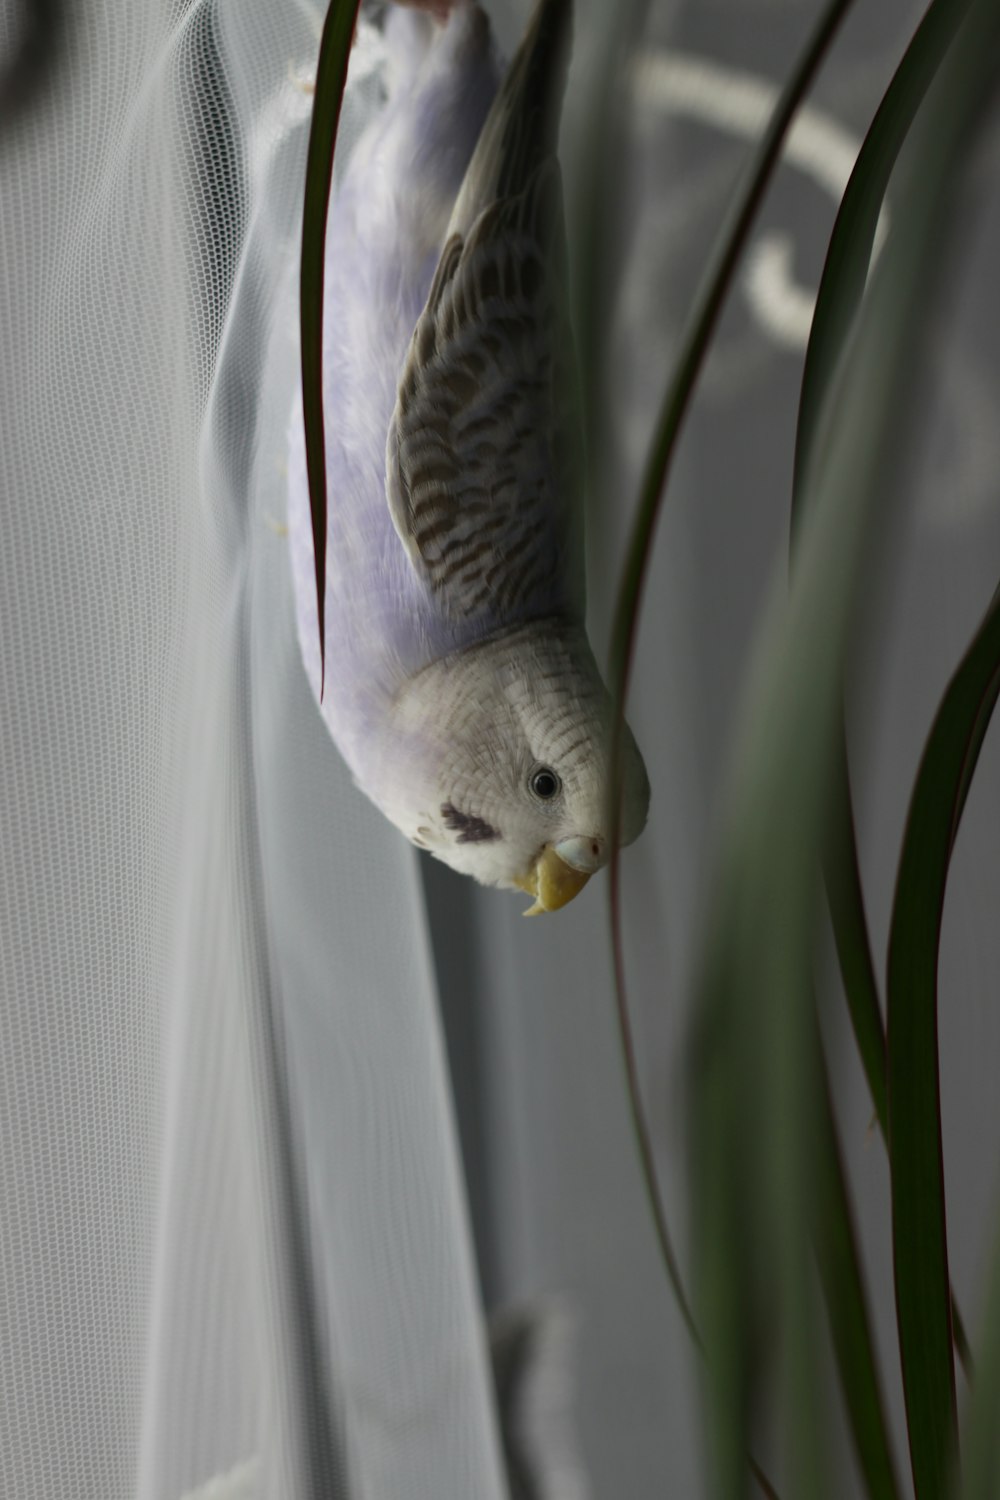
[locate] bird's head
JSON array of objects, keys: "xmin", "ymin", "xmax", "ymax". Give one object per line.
[{"xmin": 377, "ymin": 620, "xmax": 650, "ymax": 912}]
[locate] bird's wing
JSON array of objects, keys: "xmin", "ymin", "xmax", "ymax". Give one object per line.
[
  {"xmin": 385, "ymin": 157, "xmax": 582, "ymax": 628},
  {"xmin": 385, "ymin": 0, "xmax": 582, "ymax": 630}
]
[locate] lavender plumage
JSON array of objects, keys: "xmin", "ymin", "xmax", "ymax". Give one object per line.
[{"xmin": 288, "ymin": 0, "xmax": 649, "ymax": 912}]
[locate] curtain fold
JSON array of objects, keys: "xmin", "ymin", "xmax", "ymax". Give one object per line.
[{"xmin": 1, "ymin": 5, "xmax": 507, "ymax": 1496}]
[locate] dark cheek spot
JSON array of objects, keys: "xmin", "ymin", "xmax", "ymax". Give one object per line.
[{"xmin": 441, "ymin": 802, "xmax": 500, "ymax": 845}]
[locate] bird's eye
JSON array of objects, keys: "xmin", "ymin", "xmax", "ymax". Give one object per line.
[{"xmin": 530, "ymin": 767, "xmax": 560, "ymax": 801}]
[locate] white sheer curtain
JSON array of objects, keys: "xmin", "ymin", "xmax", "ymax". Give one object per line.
[{"xmin": 1, "ymin": 4, "xmax": 506, "ymax": 1496}]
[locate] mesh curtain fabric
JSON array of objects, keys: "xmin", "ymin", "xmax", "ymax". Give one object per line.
[{"xmin": 1, "ymin": 3, "xmax": 508, "ymax": 1496}]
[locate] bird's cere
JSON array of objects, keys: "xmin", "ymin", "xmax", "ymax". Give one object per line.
[
  {"xmin": 288, "ymin": 0, "xmax": 650, "ymax": 913},
  {"xmin": 553, "ymin": 835, "xmax": 605, "ymax": 873}
]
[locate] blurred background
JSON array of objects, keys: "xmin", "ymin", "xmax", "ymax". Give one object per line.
[{"xmin": 2, "ymin": 1, "xmax": 998, "ymax": 1497}]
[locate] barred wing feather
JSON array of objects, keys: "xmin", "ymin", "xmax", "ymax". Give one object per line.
[{"xmin": 385, "ymin": 159, "xmax": 583, "ymax": 628}]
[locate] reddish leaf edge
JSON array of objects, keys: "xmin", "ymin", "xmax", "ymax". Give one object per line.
[
  {"xmin": 603, "ymin": 1, "xmax": 858, "ymax": 1494},
  {"xmin": 605, "ymin": 0, "xmax": 855, "ymax": 1360}
]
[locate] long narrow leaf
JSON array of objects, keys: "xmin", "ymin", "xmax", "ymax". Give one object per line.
[
  {"xmin": 792, "ymin": 0, "xmax": 971, "ymax": 1143},
  {"xmin": 569, "ymin": 0, "xmax": 699, "ymax": 1347},
  {"xmin": 815, "ymin": 1053, "xmax": 903, "ymax": 1500},
  {"xmin": 958, "ymin": 1204, "xmax": 1000, "ymax": 1500},
  {"xmin": 572, "ymin": 0, "xmax": 650, "ymax": 445},
  {"xmin": 889, "ymin": 580, "xmax": 1000, "ymax": 1499},
  {"xmin": 606, "ymin": 0, "xmax": 857, "ymax": 844},
  {"xmin": 823, "ymin": 730, "xmax": 888, "ymax": 1132},
  {"xmin": 791, "ymin": 0, "xmax": 977, "ymax": 1384},
  {"xmin": 792, "ymin": 0, "xmax": 972, "ymax": 513},
  {"xmin": 602, "ymin": 7, "xmax": 858, "ymax": 1447},
  {"xmin": 686, "ymin": 2, "xmax": 999, "ymax": 1491},
  {"xmin": 300, "ymin": 0, "xmax": 362, "ymax": 697}
]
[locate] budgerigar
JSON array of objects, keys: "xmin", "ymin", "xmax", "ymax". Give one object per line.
[{"xmin": 288, "ymin": 0, "xmax": 649, "ymax": 913}]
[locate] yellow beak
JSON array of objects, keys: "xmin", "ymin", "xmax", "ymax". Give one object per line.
[{"xmin": 513, "ymin": 845, "xmax": 594, "ymax": 915}]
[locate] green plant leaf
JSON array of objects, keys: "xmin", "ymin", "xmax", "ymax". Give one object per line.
[
  {"xmin": 792, "ymin": 0, "xmax": 973, "ymax": 520},
  {"xmin": 822, "ymin": 727, "xmax": 888, "ymax": 1133},
  {"xmin": 889, "ymin": 580, "xmax": 1000, "ymax": 1499},
  {"xmin": 957, "ymin": 1203, "xmax": 1000, "ymax": 1500},
  {"xmin": 606, "ymin": 0, "xmax": 856, "ymax": 770},
  {"xmin": 596, "ymin": 6, "xmax": 858, "ymax": 1492},
  {"xmin": 791, "ymin": 0, "xmax": 976, "ymax": 1380},
  {"xmin": 300, "ymin": 0, "xmax": 361, "ymax": 697},
  {"xmin": 603, "ymin": 0, "xmax": 856, "ymax": 1410},
  {"xmin": 815, "ymin": 1054, "xmax": 903, "ymax": 1500},
  {"xmin": 684, "ymin": 1, "xmax": 999, "ymax": 1490},
  {"xmin": 792, "ymin": 0, "xmax": 971, "ymax": 1148}
]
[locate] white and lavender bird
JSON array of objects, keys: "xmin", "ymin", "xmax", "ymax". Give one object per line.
[{"xmin": 288, "ymin": 0, "xmax": 649, "ymax": 913}]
